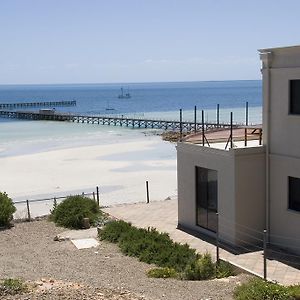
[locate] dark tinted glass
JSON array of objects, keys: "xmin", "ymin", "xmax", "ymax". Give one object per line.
[
  {"xmin": 196, "ymin": 167, "xmax": 218, "ymax": 232},
  {"xmin": 289, "ymin": 176, "xmax": 300, "ymax": 212},
  {"xmin": 290, "ymin": 80, "xmax": 300, "ymax": 114}
]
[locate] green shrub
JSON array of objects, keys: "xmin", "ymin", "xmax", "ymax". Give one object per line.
[
  {"xmin": 51, "ymin": 195, "xmax": 100, "ymax": 229},
  {"xmin": 100, "ymin": 221, "xmax": 197, "ymax": 272},
  {"xmin": 99, "ymin": 220, "xmax": 132, "ymax": 243},
  {"xmin": 100, "ymin": 220, "xmax": 236, "ymax": 281},
  {"xmin": 184, "ymin": 253, "xmax": 215, "ymax": 280},
  {"xmin": 147, "ymin": 267, "xmax": 178, "ymax": 279},
  {"xmin": 0, "ymin": 192, "xmax": 16, "ymax": 227},
  {"xmin": 234, "ymin": 278, "xmax": 300, "ymax": 300},
  {"xmin": 0, "ymin": 278, "xmax": 28, "ymax": 295},
  {"xmin": 216, "ymin": 260, "xmax": 234, "ymax": 278}
]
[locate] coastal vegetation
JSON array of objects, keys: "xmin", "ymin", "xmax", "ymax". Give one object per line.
[
  {"xmin": 0, "ymin": 278, "xmax": 28, "ymax": 296},
  {"xmin": 234, "ymin": 278, "xmax": 300, "ymax": 300},
  {"xmin": 50, "ymin": 195, "xmax": 101, "ymax": 229},
  {"xmin": 0, "ymin": 192, "xmax": 16, "ymax": 227},
  {"xmin": 99, "ymin": 220, "xmax": 234, "ymax": 280}
]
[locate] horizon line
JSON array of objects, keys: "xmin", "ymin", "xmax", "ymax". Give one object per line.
[{"xmin": 0, "ymin": 78, "xmax": 262, "ymax": 87}]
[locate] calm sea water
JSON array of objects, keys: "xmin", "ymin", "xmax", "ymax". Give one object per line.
[
  {"xmin": 0, "ymin": 80, "xmax": 261, "ymax": 117},
  {"xmin": 0, "ymin": 80, "xmax": 262, "ymax": 157}
]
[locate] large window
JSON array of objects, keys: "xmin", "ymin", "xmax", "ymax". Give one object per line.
[
  {"xmin": 289, "ymin": 80, "xmax": 300, "ymax": 115},
  {"xmin": 196, "ymin": 167, "xmax": 218, "ymax": 232},
  {"xmin": 288, "ymin": 176, "xmax": 300, "ymax": 212}
]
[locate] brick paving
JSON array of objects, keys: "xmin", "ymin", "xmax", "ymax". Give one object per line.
[{"xmin": 103, "ymin": 199, "xmax": 300, "ymax": 286}]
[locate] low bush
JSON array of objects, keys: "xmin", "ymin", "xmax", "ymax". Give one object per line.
[
  {"xmin": 51, "ymin": 195, "xmax": 100, "ymax": 229},
  {"xmin": 100, "ymin": 220, "xmax": 235, "ymax": 281},
  {"xmin": 0, "ymin": 192, "xmax": 16, "ymax": 227},
  {"xmin": 100, "ymin": 221, "xmax": 197, "ymax": 272},
  {"xmin": 0, "ymin": 278, "xmax": 28, "ymax": 295},
  {"xmin": 99, "ymin": 220, "xmax": 132, "ymax": 243},
  {"xmin": 184, "ymin": 253, "xmax": 215, "ymax": 280},
  {"xmin": 147, "ymin": 267, "xmax": 178, "ymax": 279},
  {"xmin": 234, "ymin": 278, "xmax": 300, "ymax": 300},
  {"xmin": 216, "ymin": 260, "xmax": 234, "ymax": 279}
]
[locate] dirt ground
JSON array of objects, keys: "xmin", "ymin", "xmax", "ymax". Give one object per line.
[{"xmin": 0, "ymin": 220, "xmax": 250, "ymax": 300}]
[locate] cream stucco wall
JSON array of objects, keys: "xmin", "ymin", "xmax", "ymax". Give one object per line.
[
  {"xmin": 177, "ymin": 143, "xmax": 265, "ymax": 247},
  {"xmin": 260, "ymin": 45, "xmax": 300, "ymax": 254}
]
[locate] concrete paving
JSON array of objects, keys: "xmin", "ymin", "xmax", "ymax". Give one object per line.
[
  {"xmin": 103, "ymin": 199, "xmax": 300, "ymax": 286},
  {"xmin": 71, "ymin": 238, "xmax": 99, "ymax": 249}
]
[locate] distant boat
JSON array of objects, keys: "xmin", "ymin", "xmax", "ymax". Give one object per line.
[
  {"xmin": 118, "ymin": 87, "xmax": 131, "ymax": 99},
  {"xmin": 105, "ymin": 100, "xmax": 115, "ymax": 111}
]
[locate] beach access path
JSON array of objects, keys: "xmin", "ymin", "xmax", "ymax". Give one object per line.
[{"xmin": 103, "ymin": 199, "xmax": 300, "ymax": 286}]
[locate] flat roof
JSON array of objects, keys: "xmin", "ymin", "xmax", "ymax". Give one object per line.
[{"xmin": 258, "ymin": 45, "xmax": 300, "ymax": 53}]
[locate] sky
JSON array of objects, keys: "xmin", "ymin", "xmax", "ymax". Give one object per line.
[{"xmin": 1, "ymin": 0, "xmax": 300, "ymax": 85}]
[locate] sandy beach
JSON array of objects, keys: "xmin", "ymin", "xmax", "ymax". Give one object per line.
[{"xmin": 0, "ymin": 126, "xmax": 177, "ymax": 218}]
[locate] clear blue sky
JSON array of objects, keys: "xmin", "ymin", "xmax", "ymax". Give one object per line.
[{"xmin": 1, "ymin": 0, "xmax": 300, "ymax": 84}]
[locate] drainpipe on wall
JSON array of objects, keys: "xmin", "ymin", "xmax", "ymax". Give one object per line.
[{"xmin": 259, "ymin": 51, "xmax": 272, "ymax": 241}]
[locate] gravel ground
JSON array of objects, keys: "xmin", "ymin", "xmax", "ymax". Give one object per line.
[{"xmin": 0, "ymin": 220, "xmax": 251, "ymax": 300}]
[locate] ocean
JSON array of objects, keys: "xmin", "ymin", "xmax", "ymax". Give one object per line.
[
  {"xmin": 0, "ymin": 80, "xmax": 262, "ymax": 157},
  {"xmin": 0, "ymin": 80, "xmax": 262, "ymax": 208}
]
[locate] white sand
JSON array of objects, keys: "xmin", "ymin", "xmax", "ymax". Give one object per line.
[{"xmin": 0, "ymin": 136, "xmax": 177, "ymax": 218}]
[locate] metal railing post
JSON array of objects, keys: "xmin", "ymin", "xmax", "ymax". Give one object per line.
[
  {"xmin": 194, "ymin": 106, "xmax": 197, "ymax": 133},
  {"xmin": 263, "ymin": 229, "xmax": 267, "ymax": 280},
  {"xmin": 216, "ymin": 212, "xmax": 220, "ymax": 265},
  {"xmin": 96, "ymin": 186, "xmax": 100, "ymax": 207},
  {"xmin": 202, "ymin": 110, "xmax": 205, "ymax": 146},
  {"xmin": 179, "ymin": 109, "xmax": 183, "ymax": 142},
  {"xmin": 146, "ymin": 181, "xmax": 150, "ymax": 204},
  {"xmin": 26, "ymin": 200, "xmax": 31, "ymax": 222},
  {"xmin": 217, "ymin": 104, "xmax": 220, "ymax": 128},
  {"xmin": 245, "ymin": 101, "xmax": 249, "ymax": 126}
]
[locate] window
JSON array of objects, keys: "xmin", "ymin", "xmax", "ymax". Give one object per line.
[
  {"xmin": 288, "ymin": 176, "xmax": 300, "ymax": 212},
  {"xmin": 196, "ymin": 167, "xmax": 218, "ymax": 232},
  {"xmin": 289, "ymin": 80, "xmax": 300, "ymax": 114}
]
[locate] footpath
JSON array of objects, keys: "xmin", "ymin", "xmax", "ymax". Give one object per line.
[{"xmin": 103, "ymin": 199, "xmax": 300, "ymax": 286}]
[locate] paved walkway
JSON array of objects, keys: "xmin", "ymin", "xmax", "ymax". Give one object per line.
[{"xmin": 103, "ymin": 199, "xmax": 300, "ymax": 286}]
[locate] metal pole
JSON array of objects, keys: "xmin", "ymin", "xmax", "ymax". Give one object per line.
[
  {"xmin": 146, "ymin": 181, "xmax": 150, "ymax": 204},
  {"xmin": 179, "ymin": 109, "xmax": 183, "ymax": 142},
  {"xmin": 217, "ymin": 104, "xmax": 220, "ymax": 128},
  {"xmin": 202, "ymin": 110, "xmax": 205, "ymax": 146},
  {"xmin": 259, "ymin": 128, "xmax": 262, "ymax": 145},
  {"xmin": 230, "ymin": 112, "xmax": 233, "ymax": 149},
  {"xmin": 263, "ymin": 229, "xmax": 267, "ymax": 280},
  {"xmin": 194, "ymin": 106, "xmax": 197, "ymax": 133},
  {"xmin": 216, "ymin": 212, "xmax": 220, "ymax": 265},
  {"xmin": 26, "ymin": 200, "xmax": 31, "ymax": 222},
  {"xmin": 96, "ymin": 186, "xmax": 100, "ymax": 207},
  {"xmin": 246, "ymin": 101, "xmax": 249, "ymax": 126},
  {"xmin": 244, "ymin": 128, "xmax": 247, "ymax": 147}
]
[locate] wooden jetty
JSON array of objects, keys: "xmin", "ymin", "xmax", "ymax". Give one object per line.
[
  {"xmin": 0, "ymin": 109, "xmax": 239, "ymax": 131},
  {"xmin": 0, "ymin": 100, "xmax": 76, "ymax": 109}
]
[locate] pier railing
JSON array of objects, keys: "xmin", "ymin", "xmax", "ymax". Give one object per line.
[
  {"xmin": 0, "ymin": 100, "xmax": 76, "ymax": 109},
  {"xmin": 0, "ymin": 109, "xmax": 240, "ymax": 131}
]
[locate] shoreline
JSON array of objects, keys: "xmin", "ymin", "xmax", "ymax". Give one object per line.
[{"xmin": 0, "ymin": 133, "xmax": 177, "ymax": 218}]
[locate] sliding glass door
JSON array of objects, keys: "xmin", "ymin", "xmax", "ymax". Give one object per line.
[{"xmin": 196, "ymin": 167, "xmax": 218, "ymax": 232}]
